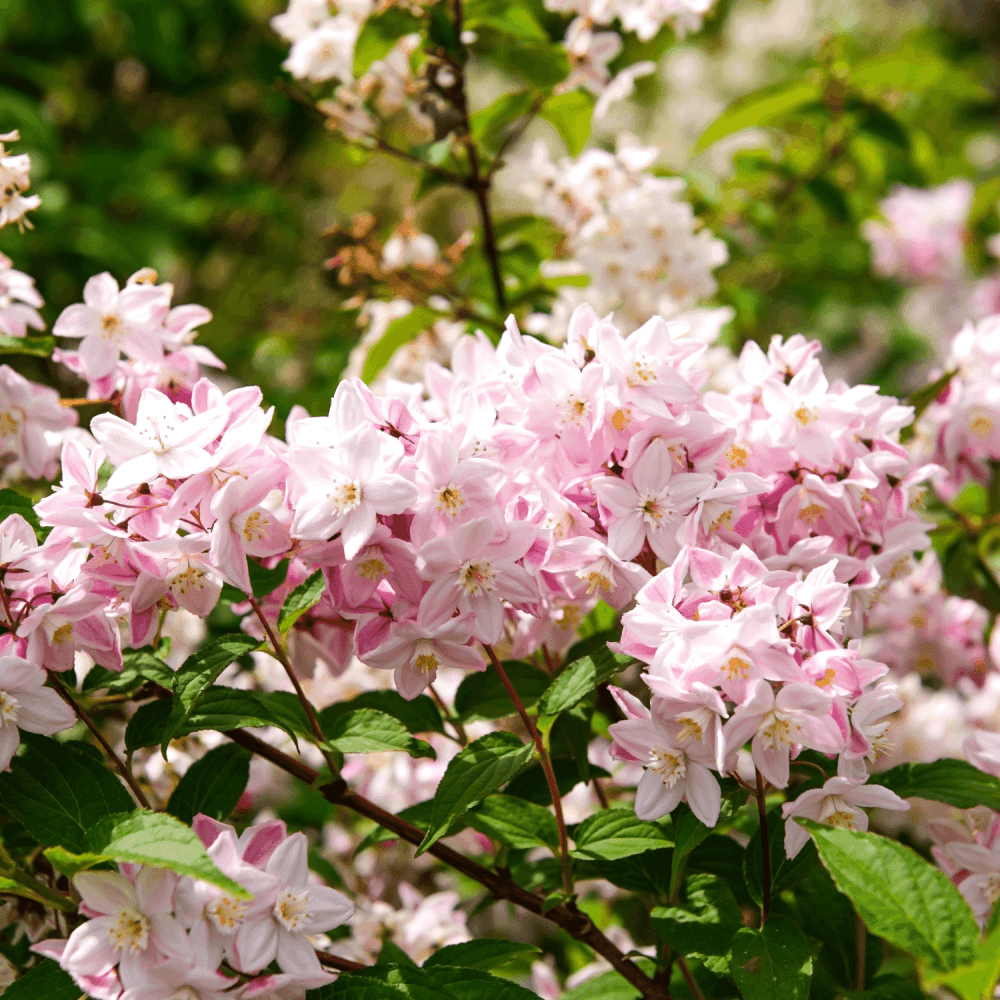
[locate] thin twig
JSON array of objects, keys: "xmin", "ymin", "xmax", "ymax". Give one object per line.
[
  {"xmin": 484, "ymin": 644, "xmax": 573, "ymax": 897},
  {"xmin": 755, "ymin": 768, "xmax": 771, "ymax": 925},
  {"xmin": 316, "ymin": 949, "xmax": 369, "ymax": 973},
  {"xmin": 47, "ymin": 671, "xmax": 151, "ymax": 809},
  {"xmin": 486, "ymin": 92, "xmax": 547, "ymax": 179},
  {"xmin": 854, "ymin": 911, "xmax": 866, "ymax": 990},
  {"xmin": 246, "ymin": 595, "xmax": 339, "ymax": 774},
  {"xmin": 223, "ymin": 728, "xmax": 672, "ymax": 1000},
  {"xmin": 428, "ymin": 682, "xmax": 468, "ymax": 745},
  {"xmin": 676, "ymin": 956, "xmax": 706, "ymax": 1000},
  {"xmin": 372, "ymin": 136, "xmax": 465, "ymax": 184}
]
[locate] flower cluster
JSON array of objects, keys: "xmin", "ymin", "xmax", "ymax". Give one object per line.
[
  {"xmin": 521, "ymin": 138, "xmax": 729, "ymax": 336},
  {"xmin": 0, "ymin": 130, "xmax": 40, "ymax": 231},
  {"xmin": 914, "ymin": 313, "xmax": 1000, "ymax": 494},
  {"xmin": 0, "ymin": 251, "xmax": 45, "ymax": 339},
  {"xmin": 35, "ymin": 815, "xmax": 354, "ymax": 1000},
  {"xmin": 543, "ymin": 0, "xmax": 717, "ymax": 40}
]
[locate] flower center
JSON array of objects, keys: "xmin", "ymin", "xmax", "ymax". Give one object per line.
[
  {"xmin": 676, "ymin": 714, "xmax": 704, "ymax": 743},
  {"xmin": 795, "ymin": 406, "xmax": 817, "ymax": 426},
  {"xmin": 759, "ymin": 712, "xmax": 796, "ymax": 752},
  {"xmin": 208, "ymin": 894, "xmax": 247, "ymax": 932},
  {"xmin": 0, "ymin": 409, "xmax": 22, "ymax": 438},
  {"xmin": 824, "ymin": 809, "xmax": 857, "ymax": 830},
  {"xmin": 721, "ymin": 653, "xmax": 751, "ymax": 680},
  {"xmin": 414, "ymin": 639, "xmax": 439, "ymax": 674},
  {"xmin": 170, "ymin": 989, "xmax": 199, "ymax": 1000},
  {"xmin": 458, "ymin": 560, "xmax": 495, "ymax": 596},
  {"xmin": 330, "ymin": 479, "xmax": 361, "ymax": 514},
  {"xmin": 981, "ymin": 873, "xmax": 1000, "ymax": 905},
  {"xmin": 0, "ymin": 690, "xmax": 18, "ymax": 727},
  {"xmin": 241, "ymin": 510, "xmax": 267, "ymax": 543},
  {"xmin": 726, "ymin": 444, "xmax": 748, "ymax": 468},
  {"xmin": 171, "ymin": 565, "xmax": 207, "ymax": 595},
  {"xmin": 274, "ymin": 889, "xmax": 310, "ymax": 932},
  {"xmin": 108, "ymin": 908, "xmax": 150, "ymax": 953},
  {"xmin": 357, "ymin": 550, "xmax": 389, "ymax": 581},
  {"xmin": 649, "ymin": 748, "xmax": 686, "ymax": 787},
  {"xmin": 640, "ymin": 495, "xmax": 663, "ymax": 523},
  {"xmin": 101, "ymin": 314, "xmax": 123, "ymax": 338},
  {"xmin": 798, "ymin": 501, "xmax": 825, "ymax": 526},
  {"xmin": 629, "ymin": 356, "xmax": 657, "ymax": 386},
  {"xmin": 51, "ymin": 622, "xmax": 73, "ymax": 645},
  {"xmin": 971, "ymin": 413, "xmax": 995, "ymax": 437},
  {"xmin": 562, "ymin": 395, "xmax": 589, "ymax": 425},
  {"xmin": 436, "ymin": 485, "xmax": 465, "ymax": 514}
]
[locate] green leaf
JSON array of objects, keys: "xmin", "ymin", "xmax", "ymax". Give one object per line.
[
  {"xmin": 42, "ymin": 845, "xmax": 109, "ymax": 878},
  {"xmin": 278, "ymin": 570, "xmax": 325, "ymax": 633},
  {"xmin": 471, "ymin": 90, "xmax": 537, "ymax": 151},
  {"xmin": 454, "ymin": 660, "xmax": 551, "ymax": 721},
  {"xmin": 571, "ymin": 805, "xmax": 672, "ymax": 860},
  {"xmin": 161, "ymin": 633, "xmax": 262, "ymax": 753},
  {"xmin": 844, "ymin": 976, "xmax": 930, "ymax": 1000},
  {"xmin": 806, "ymin": 175, "xmax": 851, "ymax": 223},
  {"xmin": 465, "ymin": 794, "xmax": 560, "ymax": 851},
  {"xmin": 464, "ymin": 0, "xmax": 548, "ymax": 41},
  {"xmin": 801, "ymin": 821, "xmax": 980, "ymax": 971},
  {"xmin": 652, "ymin": 874, "xmax": 743, "ymax": 957},
  {"xmin": 694, "ymin": 80, "xmax": 821, "ymax": 152},
  {"xmin": 248, "ymin": 557, "xmax": 290, "ymax": 597},
  {"xmin": 922, "ymin": 911, "xmax": 1000, "ymax": 999},
  {"xmin": 420, "ymin": 965, "xmax": 542, "ymax": 1000},
  {"xmin": 319, "ymin": 690, "xmax": 444, "ymax": 736},
  {"xmin": 870, "ymin": 759, "xmax": 1000, "ymax": 810},
  {"xmin": 537, "ymin": 647, "xmax": 632, "ymax": 717},
  {"xmin": 167, "ymin": 743, "xmax": 251, "ymax": 824},
  {"xmin": 3, "ymin": 960, "xmax": 80, "ymax": 1000},
  {"xmin": 325, "ymin": 708, "xmax": 435, "ymax": 759},
  {"xmin": 0, "ymin": 734, "xmax": 133, "ymax": 852},
  {"xmin": 362, "ymin": 307, "xmax": 437, "ymax": 384},
  {"xmin": 83, "ymin": 647, "xmax": 174, "ymax": 694},
  {"xmin": 731, "ymin": 916, "xmax": 812, "ymax": 1000},
  {"xmin": 418, "ymin": 733, "xmax": 535, "ymax": 854},
  {"xmin": 0, "ymin": 487, "xmax": 45, "ymax": 538},
  {"xmin": 0, "ymin": 333, "xmax": 55, "ymax": 357},
  {"xmin": 669, "ymin": 802, "xmax": 715, "ymax": 898},
  {"xmin": 745, "ymin": 808, "xmax": 818, "ymax": 906},
  {"xmin": 575, "ymin": 847, "xmax": 673, "ymax": 895},
  {"xmin": 352, "ymin": 7, "xmax": 422, "ymax": 76},
  {"xmin": 423, "ymin": 939, "xmax": 540, "ymax": 971},
  {"xmin": 560, "ymin": 971, "xmax": 641, "ymax": 1000},
  {"xmin": 306, "ymin": 975, "xmax": 411, "ymax": 999},
  {"xmin": 540, "ymin": 90, "xmax": 595, "ymax": 156},
  {"xmin": 83, "ymin": 810, "xmax": 249, "ymax": 897},
  {"xmin": 901, "ymin": 369, "xmax": 957, "ymax": 443}
]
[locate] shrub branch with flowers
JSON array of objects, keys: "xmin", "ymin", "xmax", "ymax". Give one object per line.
[{"xmin": 2, "ymin": 3, "xmax": 1000, "ymax": 1000}]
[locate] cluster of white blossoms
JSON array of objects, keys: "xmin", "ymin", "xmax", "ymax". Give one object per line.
[
  {"xmin": 543, "ymin": 0, "xmax": 717, "ymax": 39},
  {"xmin": 521, "ymin": 137, "xmax": 729, "ymax": 337},
  {"xmin": 0, "ymin": 130, "xmax": 40, "ymax": 232}
]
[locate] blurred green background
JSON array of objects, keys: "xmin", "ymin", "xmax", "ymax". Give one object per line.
[{"xmin": 2, "ymin": 0, "xmax": 1000, "ymax": 413}]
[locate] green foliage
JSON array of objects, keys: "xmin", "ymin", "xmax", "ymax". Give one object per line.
[
  {"xmin": 570, "ymin": 806, "xmax": 672, "ymax": 861},
  {"xmin": 465, "ymin": 794, "xmax": 560, "ymax": 851},
  {"xmin": 307, "ymin": 964, "xmax": 542, "ymax": 999},
  {"xmin": 539, "ymin": 90, "xmax": 595, "ymax": 156},
  {"xmin": 537, "ymin": 648, "xmax": 632, "ymax": 717},
  {"xmin": 319, "ymin": 690, "xmax": 444, "ymax": 736},
  {"xmin": 324, "ymin": 708, "xmax": 436, "ymax": 759},
  {"xmin": 167, "ymin": 742, "xmax": 251, "ymax": 824},
  {"xmin": 161, "ymin": 633, "xmax": 262, "ymax": 752},
  {"xmin": 417, "ymin": 732, "xmax": 535, "ymax": 854},
  {"xmin": 730, "ymin": 915, "xmax": 813, "ymax": 1000},
  {"xmin": 361, "ymin": 307, "xmax": 438, "ymax": 383},
  {"xmin": 0, "ymin": 334, "xmax": 54, "ymax": 356},
  {"xmin": 422, "ymin": 939, "xmax": 540, "ymax": 971},
  {"xmin": 802, "ymin": 821, "xmax": 980, "ymax": 972},
  {"xmin": 745, "ymin": 808, "xmax": 818, "ymax": 905},
  {"xmin": 454, "ymin": 660, "xmax": 550, "ymax": 721},
  {"xmin": 2, "ymin": 960, "xmax": 79, "ymax": 1000},
  {"xmin": 278, "ymin": 570, "xmax": 326, "ymax": 633},
  {"xmin": 0, "ymin": 734, "xmax": 133, "ymax": 852},
  {"xmin": 870, "ymin": 759, "xmax": 1000, "ymax": 810},
  {"xmin": 652, "ymin": 873, "xmax": 743, "ymax": 957},
  {"xmin": 82, "ymin": 647, "xmax": 174, "ymax": 694}
]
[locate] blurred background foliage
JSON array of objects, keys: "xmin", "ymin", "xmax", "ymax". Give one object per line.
[{"xmin": 1, "ymin": 0, "xmax": 999, "ymax": 415}]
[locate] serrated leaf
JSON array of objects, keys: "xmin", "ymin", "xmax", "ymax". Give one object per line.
[
  {"xmin": 362, "ymin": 307, "xmax": 437, "ymax": 384},
  {"xmin": 669, "ymin": 802, "xmax": 716, "ymax": 898},
  {"xmin": 42, "ymin": 845, "xmax": 109, "ymax": 878},
  {"xmin": 278, "ymin": 570, "xmax": 325, "ymax": 633},
  {"xmin": 537, "ymin": 647, "xmax": 631, "ymax": 716},
  {"xmin": 454, "ymin": 660, "xmax": 550, "ymax": 721},
  {"xmin": 465, "ymin": 794, "xmax": 560, "ymax": 851},
  {"xmin": 418, "ymin": 733, "xmax": 535, "ymax": 854},
  {"xmin": 352, "ymin": 7, "xmax": 422, "ymax": 75},
  {"xmin": 540, "ymin": 90, "xmax": 595, "ymax": 156},
  {"xmin": 167, "ymin": 743, "xmax": 251, "ymax": 824},
  {"xmin": 0, "ymin": 333, "xmax": 55, "ymax": 356},
  {"xmin": 319, "ymin": 690, "xmax": 444, "ymax": 736},
  {"xmin": 351, "ymin": 965, "xmax": 451, "ymax": 1000},
  {"xmin": 306, "ymin": 976, "xmax": 409, "ymax": 999},
  {"xmin": 248, "ymin": 558, "xmax": 289, "ymax": 597},
  {"xmin": 471, "ymin": 90, "xmax": 537, "ymax": 151},
  {"xmin": 162, "ymin": 633, "xmax": 261, "ymax": 753},
  {"xmin": 801, "ymin": 821, "xmax": 980, "ymax": 971},
  {"xmin": 560, "ymin": 970, "xmax": 641, "ymax": 1000},
  {"xmin": 731, "ymin": 915, "xmax": 812, "ymax": 1000},
  {"xmin": 325, "ymin": 708, "xmax": 435, "ymax": 759},
  {"xmin": 571, "ymin": 805, "xmax": 672, "ymax": 860},
  {"xmin": 3, "ymin": 960, "xmax": 79, "ymax": 1000},
  {"xmin": 423, "ymin": 939, "xmax": 540, "ymax": 971},
  {"xmin": 420, "ymin": 965, "xmax": 542, "ymax": 1000},
  {"xmin": 694, "ymin": 80, "xmax": 821, "ymax": 152},
  {"xmin": 83, "ymin": 647, "xmax": 174, "ymax": 694},
  {"xmin": 83, "ymin": 810, "xmax": 249, "ymax": 897},
  {"xmin": 0, "ymin": 734, "xmax": 133, "ymax": 852},
  {"xmin": 652, "ymin": 874, "xmax": 743, "ymax": 956},
  {"xmin": 869, "ymin": 758, "xmax": 1000, "ymax": 811}
]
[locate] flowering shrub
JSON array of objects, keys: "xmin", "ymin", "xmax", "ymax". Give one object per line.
[{"xmin": 2, "ymin": 5, "xmax": 1000, "ymax": 1000}]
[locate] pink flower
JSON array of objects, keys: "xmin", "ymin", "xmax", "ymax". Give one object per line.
[
  {"xmin": 288, "ymin": 424, "xmax": 417, "ymax": 559},
  {"xmin": 609, "ymin": 700, "xmax": 721, "ymax": 826},
  {"xmin": 723, "ymin": 680, "xmax": 844, "ymax": 788},
  {"xmin": 781, "ymin": 776, "xmax": 909, "ymax": 858},
  {"xmin": 0, "ymin": 655, "xmax": 77, "ymax": 769}
]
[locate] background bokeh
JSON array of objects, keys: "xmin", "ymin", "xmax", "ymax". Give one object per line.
[{"xmin": 1, "ymin": 0, "xmax": 999, "ymax": 415}]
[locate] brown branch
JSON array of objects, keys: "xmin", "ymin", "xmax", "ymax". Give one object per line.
[
  {"xmin": 316, "ymin": 949, "xmax": 369, "ymax": 973},
  {"xmin": 223, "ymin": 728, "xmax": 670, "ymax": 1000},
  {"xmin": 484, "ymin": 643, "xmax": 573, "ymax": 897},
  {"xmin": 47, "ymin": 671, "xmax": 151, "ymax": 809},
  {"xmin": 754, "ymin": 768, "xmax": 772, "ymax": 924}
]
